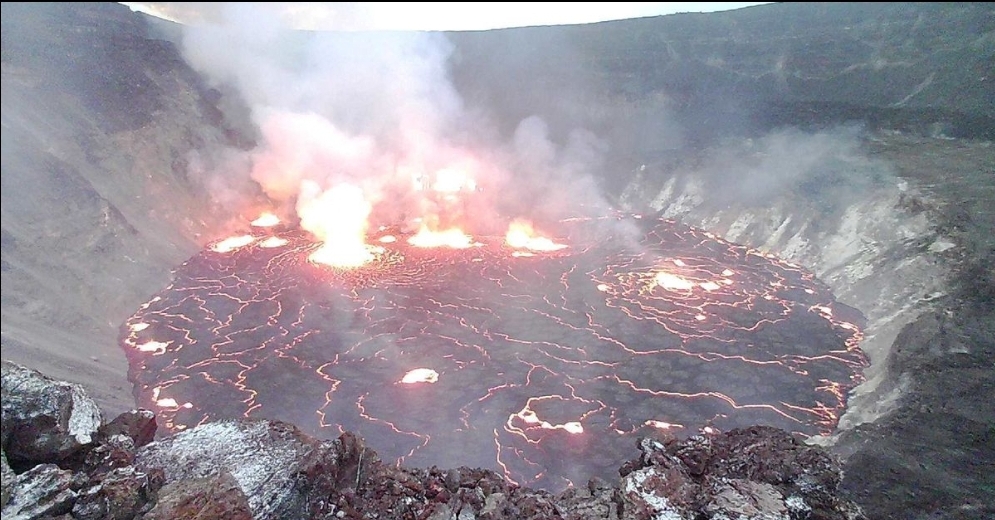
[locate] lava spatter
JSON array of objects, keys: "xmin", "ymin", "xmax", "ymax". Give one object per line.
[{"xmin": 121, "ymin": 214, "xmax": 866, "ymax": 491}]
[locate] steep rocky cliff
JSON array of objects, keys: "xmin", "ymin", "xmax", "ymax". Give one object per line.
[{"xmin": 1, "ymin": 2, "xmax": 261, "ymax": 413}]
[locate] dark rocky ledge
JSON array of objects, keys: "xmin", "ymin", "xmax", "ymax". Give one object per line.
[{"xmin": 1, "ymin": 360, "xmax": 864, "ymax": 520}]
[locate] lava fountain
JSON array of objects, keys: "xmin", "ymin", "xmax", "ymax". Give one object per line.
[{"xmin": 121, "ymin": 211, "xmax": 865, "ymax": 491}]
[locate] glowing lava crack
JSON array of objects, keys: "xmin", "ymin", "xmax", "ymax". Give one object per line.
[{"xmin": 121, "ymin": 214, "xmax": 865, "ymax": 492}]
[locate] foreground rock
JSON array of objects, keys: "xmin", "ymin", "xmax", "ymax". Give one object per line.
[
  {"xmin": 1, "ymin": 361, "xmax": 103, "ymax": 465},
  {"xmin": 1, "ymin": 360, "xmax": 864, "ymax": 519}
]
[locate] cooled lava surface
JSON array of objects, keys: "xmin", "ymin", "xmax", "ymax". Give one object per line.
[{"xmin": 122, "ymin": 213, "xmax": 865, "ymax": 491}]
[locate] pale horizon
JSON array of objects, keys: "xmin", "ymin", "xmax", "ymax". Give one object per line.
[{"xmin": 122, "ymin": 2, "xmax": 772, "ymax": 31}]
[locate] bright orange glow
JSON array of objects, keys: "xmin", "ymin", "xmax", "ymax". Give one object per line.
[
  {"xmin": 378, "ymin": 235, "xmax": 397, "ymax": 243},
  {"xmin": 211, "ymin": 235, "xmax": 256, "ymax": 253},
  {"xmin": 259, "ymin": 237, "xmax": 288, "ymax": 248},
  {"xmin": 515, "ymin": 407, "xmax": 584, "ymax": 434},
  {"xmin": 431, "ymin": 168, "xmax": 476, "ymax": 193},
  {"xmin": 251, "ymin": 212, "xmax": 281, "ymax": 227},
  {"xmin": 645, "ymin": 420, "xmax": 683, "ymax": 430},
  {"xmin": 129, "ymin": 322, "xmax": 149, "ymax": 332},
  {"xmin": 699, "ymin": 281, "xmax": 721, "ymax": 292},
  {"xmin": 408, "ymin": 225, "xmax": 477, "ymax": 249},
  {"xmin": 562, "ymin": 421, "xmax": 584, "ymax": 434},
  {"xmin": 136, "ymin": 340, "xmax": 168, "ymax": 354},
  {"xmin": 400, "ymin": 368, "xmax": 439, "ymax": 384},
  {"xmin": 299, "ymin": 182, "xmax": 379, "ymax": 268},
  {"xmin": 505, "ymin": 219, "xmax": 567, "ymax": 252},
  {"xmin": 654, "ymin": 271, "xmax": 695, "ymax": 291},
  {"xmin": 310, "ymin": 243, "xmax": 383, "ymax": 267},
  {"xmin": 155, "ymin": 397, "xmax": 193, "ymax": 409},
  {"xmin": 811, "ymin": 305, "xmax": 834, "ymax": 317}
]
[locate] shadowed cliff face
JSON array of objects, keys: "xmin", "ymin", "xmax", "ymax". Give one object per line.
[
  {"xmin": 446, "ymin": 2, "xmax": 995, "ymax": 150},
  {"xmin": 1, "ymin": 2, "xmax": 261, "ymax": 413},
  {"xmin": 1, "ymin": 2, "xmax": 993, "ymax": 518}
]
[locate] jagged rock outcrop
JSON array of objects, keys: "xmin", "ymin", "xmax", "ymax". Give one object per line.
[
  {"xmin": 1, "ymin": 360, "xmax": 864, "ymax": 519},
  {"xmin": 3, "ymin": 463, "xmax": 77, "ymax": 520},
  {"xmin": 1, "ymin": 361, "xmax": 102, "ymax": 464}
]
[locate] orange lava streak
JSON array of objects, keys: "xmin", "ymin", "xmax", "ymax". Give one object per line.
[
  {"xmin": 258, "ymin": 236, "xmax": 288, "ymax": 248},
  {"xmin": 135, "ymin": 340, "xmax": 169, "ymax": 354},
  {"xmin": 653, "ymin": 271, "xmax": 695, "ymax": 291},
  {"xmin": 506, "ymin": 219, "xmax": 567, "ymax": 252},
  {"xmin": 211, "ymin": 235, "xmax": 257, "ymax": 253},
  {"xmin": 408, "ymin": 225, "xmax": 478, "ymax": 249},
  {"xmin": 400, "ymin": 368, "xmax": 439, "ymax": 384}
]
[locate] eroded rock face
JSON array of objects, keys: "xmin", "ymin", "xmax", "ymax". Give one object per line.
[
  {"xmin": 72, "ymin": 466, "xmax": 163, "ymax": 520},
  {"xmin": 3, "ymin": 463, "xmax": 77, "ymax": 520},
  {"xmin": 141, "ymin": 470, "xmax": 252, "ymax": 520},
  {"xmin": 618, "ymin": 427, "xmax": 862, "ymax": 520},
  {"xmin": 1, "ymin": 451, "xmax": 15, "ymax": 508},
  {"xmin": 1, "ymin": 361, "xmax": 102, "ymax": 464},
  {"xmin": 133, "ymin": 419, "xmax": 350, "ymax": 520},
  {"xmin": 1, "ymin": 363, "xmax": 865, "ymax": 519}
]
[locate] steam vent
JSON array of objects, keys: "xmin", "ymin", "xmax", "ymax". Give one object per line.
[{"xmin": 2, "ymin": 3, "xmax": 993, "ymax": 519}]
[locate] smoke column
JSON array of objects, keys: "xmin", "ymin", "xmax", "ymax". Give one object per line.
[{"xmin": 176, "ymin": 3, "xmax": 611, "ymax": 257}]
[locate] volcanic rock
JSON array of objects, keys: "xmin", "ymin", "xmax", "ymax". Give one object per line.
[
  {"xmin": 1, "ymin": 450, "xmax": 14, "ymax": 508},
  {"xmin": 618, "ymin": 427, "xmax": 863, "ymax": 519},
  {"xmin": 139, "ymin": 470, "xmax": 252, "ymax": 520},
  {"xmin": 132, "ymin": 418, "xmax": 352, "ymax": 520},
  {"xmin": 97, "ymin": 409, "xmax": 157, "ymax": 448},
  {"xmin": 1, "ymin": 361, "xmax": 102, "ymax": 465},
  {"xmin": 71, "ymin": 465, "xmax": 163, "ymax": 520},
  {"xmin": 2, "ymin": 463, "xmax": 77, "ymax": 520}
]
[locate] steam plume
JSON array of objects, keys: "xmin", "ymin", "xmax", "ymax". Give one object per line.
[{"xmin": 176, "ymin": 3, "xmax": 607, "ymax": 250}]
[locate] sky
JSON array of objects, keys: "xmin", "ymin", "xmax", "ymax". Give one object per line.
[{"xmin": 122, "ymin": 2, "xmax": 771, "ymax": 31}]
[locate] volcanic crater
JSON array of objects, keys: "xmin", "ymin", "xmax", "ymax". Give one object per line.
[
  {"xmin": 122, "ymin": 211, "xmax": 865, "ymax": 491},
  {"xmin": 2, "ymin": 3, "xmax": 993, "ymax": 518}
]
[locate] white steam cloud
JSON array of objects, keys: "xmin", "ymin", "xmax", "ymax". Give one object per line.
[{"xmin": 178, "ymin": 3, "xmax": 607, "ymax": 249}]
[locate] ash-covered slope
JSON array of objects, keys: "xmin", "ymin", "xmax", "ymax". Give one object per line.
[
  {"xmin": 1, "ymin": 2, "xmax": 259, "ymax": 413},
  {"xmin": 1, "ymin": 2, "xmax": 992, "ymax": 519}
]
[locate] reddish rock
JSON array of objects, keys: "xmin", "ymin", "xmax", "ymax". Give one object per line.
[{"xmin": 140, "ymin": 470, "xmax": 252, "ymax": 520}]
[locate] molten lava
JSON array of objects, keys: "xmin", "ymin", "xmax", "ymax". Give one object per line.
[
  {"xmin": 407, "ymin": 225, "xmax": 478, "ymax": 249},
  {"xmin": 505, "ymin": 219, "xmax": 567, "ymax": 252},
  {"xmin": 210, "ymin": 235, "xmax": 256, "ymax": 253},
  {"xmin": 400, "ymin": 368, "xmax": 440, "ymax": 384},
  {"xmin": 298, "ymin": 181, "xmax": 380, "ymax": 268},
  {"xmin": 121, "ymin": 213, "xmax": 866, "ymax": 491},
  {"xmin": 250, "ymin": 211, "xmax": 281, "ymax": 227}
]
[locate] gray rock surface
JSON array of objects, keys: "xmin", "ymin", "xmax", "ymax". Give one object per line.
[
  {"xmin": 2, "ymin": 463, "xmax": 77, "ymax": 520},
  {"xmin": 1, "ymin": 361, "xmax": 102, "ymax": 464}
]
